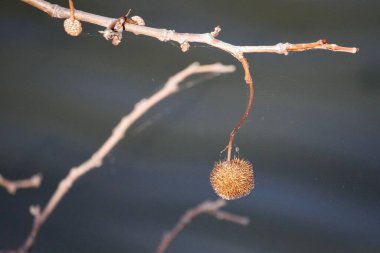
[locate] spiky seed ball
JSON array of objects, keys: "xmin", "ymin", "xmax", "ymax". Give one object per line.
[
  {"xmin": 64, "ymin": 18, "xmax": 82, "ymax": 36},
  {"xmin": 210, "ymin": 158, "xmax": 254, "ymax": 200}
]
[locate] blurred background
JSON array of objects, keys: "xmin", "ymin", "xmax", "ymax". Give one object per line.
[{"xmin": 1, "ymin": 0, "xmax": 379, "ymax": 252}]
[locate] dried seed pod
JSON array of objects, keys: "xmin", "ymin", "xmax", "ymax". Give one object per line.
[
  {"xmin": 63, "ymin": 18, "xmax": 82, "ymax": 36},
  {"xmin": 210, "ymin": 157, "xmax": 254, "ymax": 200},
  {"xmin": 130, "ymin": 16, "xmax": 145, "ymax": 26}
]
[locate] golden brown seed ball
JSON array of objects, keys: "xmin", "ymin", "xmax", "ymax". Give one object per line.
[
  {"xmin": 210, "ymin": 158, "xmax": 254, "ymax": 200},
  {"xmin": 64, "ymin": 18, "xmax": 82, "ymax": 36}
]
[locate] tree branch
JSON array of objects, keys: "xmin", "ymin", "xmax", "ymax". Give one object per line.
[
  {"xmin": 156, "ymin": 199, "xmax": 249, "ymax": 253},
  {"xmin": 0, "ymin": 63, "xmax": 235, "ymax": 253},
  {"xmin": 7, "ymin": 3, "xmax": 360, "ymax": 251},
  {"xmin": 0, "ymin": 174, "xmax": 42, "ymax": 194},
  {"xmin": 20, "ymin": 0, "xmax": 359, "ymax": 162},
  {"xmin": 21, "ymin": 0, "xmax": 358, "ymax": 56}
]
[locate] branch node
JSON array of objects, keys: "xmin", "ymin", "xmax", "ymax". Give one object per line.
[
  {"xmin": 210, "ymin": 25, "xmax": 221, "ymax": 38},
  {"xmin": 159, "ymin": 29, "xmax": 175, "ymax": 42},
  {"xmin": 113, "ymin": 17, "xmax": 125, "ymax": 32},
  {"xmin": 50, "ymin": 4, "xmax": 61, "ymax": 18},
  {"xmin": 277, "ymin": 43, "xmax": 289, "ymax": 55},
  {"xmin": 29, "ymin": 205, "xmax": 41, "ymax": 217},
  {"xmin": 233, "ymin": 50, "xmax": 244, "ymax": 60},
  {"xmin": 99, "ymin": 29, "xmax": 122, "ymax": 46},
  {"xmin": 130, "ymin": 16, "xmax": 145, "ymax": 26}
]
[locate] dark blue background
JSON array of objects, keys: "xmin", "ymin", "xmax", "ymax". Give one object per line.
[{"xmin": 1, "ymin": 0, "xmax": 379, "ymax": 252}]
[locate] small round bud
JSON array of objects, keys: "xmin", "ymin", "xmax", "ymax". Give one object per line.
[
  {"xmin": 181, "ymin": 41, "xmax": 190, "ymax": 52},
  {"xmin": 210, "ymin": 158, "xmax": 254, "ymax": 200},
  {"xmin": 64, "ymin": 18, "xmax": 82, "ymax": 36},
  {"xmin": 131, "ymin": 16, "xmax": 145, "ymax": 26}
]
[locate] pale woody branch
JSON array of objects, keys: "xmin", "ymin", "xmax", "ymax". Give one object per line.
[
  {"xmin": 21, "ymin": 0, "xmax": 358, "ymax": 58},
  {"xmin": 7, "ymin": 2, "xmax": 359, "ymax": 252},
  {"xmin": 0, "ymin": 174, "xmax": 42, "ymax": 194},
  {"xmin": 20, "ymin": 0, "xmax": 358, "ymax": 161},
  {"xmin": 156, "ymin": 199, "xmax": 249, "ymax": 253}
]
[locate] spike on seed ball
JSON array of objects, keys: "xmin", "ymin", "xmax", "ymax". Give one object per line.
[{"xmin": 210, "ymin": 158, "xmax": 254, "ymax": 200}]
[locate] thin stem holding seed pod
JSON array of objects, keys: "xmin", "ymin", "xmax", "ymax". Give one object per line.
[
  {"xmin": 226, "ymin": 56, "xmax": 254, "ymax": 161},
  {"xmin": 68, "ymin": 0, "xmax": 74, "ymax": 20}
]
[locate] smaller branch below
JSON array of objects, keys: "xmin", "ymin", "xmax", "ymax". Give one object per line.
[
  {"xmin": 156, "ymin": 199, "xmax": 249, "ymax": 253},
  {"xmin": 0, "ymin": 174, "xmax": 42, "ymax": 195},
  {"xmin": 0, "ymin": 62, "xmax": 235, "ymax": 253}
]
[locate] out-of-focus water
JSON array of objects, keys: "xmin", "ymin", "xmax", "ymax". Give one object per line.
[{"xmin": 1, "ymin": 0, "xmax": 379, "ymax": 252}]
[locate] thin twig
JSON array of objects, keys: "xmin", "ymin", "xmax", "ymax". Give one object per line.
[
  {"xmin": 21, "ymin": 0, "xmax": 358, "ymax": 56},
  {"xmin": 0, "ymin": 63, "xmax": 235, "ymax": 253},
  {"xmin": 156, "ymin": 199, "xmax": 249, "ymax": 253},
  {"xmin": 0, "ymin": 174, "xmax": 42, "ymax": 195}
]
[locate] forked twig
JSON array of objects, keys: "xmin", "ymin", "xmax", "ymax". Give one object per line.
[
  {"xmin": 0, "ymin": 174, "xmax": 42, "ymax": 195},
  {"xmin": 156, "ymin": 199, "xmax": 249, "ymax": 253}
]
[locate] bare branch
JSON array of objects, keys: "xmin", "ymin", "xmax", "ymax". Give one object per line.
[
  {"xmin": 156, "ymin": 199, "xmax": 249, "ymax": 253},
  {"xmin": 21, "ymin": 0, "xmax": 358, "ymax": 56},
  {"xmin": 0, "ymin": 63, "xmax": 235, "ymax": 253},
  {"xmin": 7, "ymin": 2, "xmax": 359, "ymax": 251},
  {"xmin": 0, "ymin": 174, "xmax": 42, "ymax": 195},
  {"xmin": 20, "ymin": 0, "xmax": 358, "ymax": 162}
]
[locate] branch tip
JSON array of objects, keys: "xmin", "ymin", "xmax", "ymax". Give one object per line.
[
  {"xmin": 156, "ymin": 199, "xmax": 248, "ymax": 253},
  {"xmin": 0, "ymin": 173, "xmax": 42, "ymax": 195}
]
